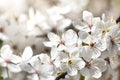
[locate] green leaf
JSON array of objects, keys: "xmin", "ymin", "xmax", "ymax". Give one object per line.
[
  {"xmin": 0, "ymin": 39, "xmax": 3, "ymax": 49},
  {"xmin": 0, "ymin": 76, "xmax": 3, "ymax": 80},
  {"xmin": 0, "ymin": 66, "xmax": 2, "ymax": 76},
  {"xmin": 80, "ymin": 75, "xmax": 85, "ymax": 80},
  {"xmin": 82, "ymin": 42, "xmax": 89, "ymax": 46},
  {"xmin": 0, "ymin": 40, "xmax": 3, "ymax": 80}
]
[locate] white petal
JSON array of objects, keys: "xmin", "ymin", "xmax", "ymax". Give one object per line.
[
  {"xmin": 58, "ymin": 19, "xmax": 71, "ymax": 30},
  {"xmin": 28, "ymin": 55, "xmax": 40, "ymax": 65},
  {"xmin": 20, "ymin": 63, "xmax": 34, "ymax": 73},
  {"xmin": 29, "ymin": 8, "xmax": 35, "ymax": 19},
  {"xmin": 39, "ymin": 54, "xmax": 50, "ymax": 63},
  {"xmin": 80, "ymin": 66, "xmax": 102, "ymax": 78},
  {"xmin": 30, "ymin": 74, "xmax": 39, "ymax": 80},
  {"xmin": 40, "ymin": 64, "xmax": 54, "ymax": 76},
  {"xmin": 89, "ymin": 66, "xmax": 102, "ymax": 78},
  {"xmin": 58, "ymin": 52, "xmax": 68, "ymax": 60},
  {"xmin": 96, "ymin": 40, "xmax": 107, "ymax": 51},
  {"xmin": 92, "ymin": 58, "xmax": 107, "ymax": 72},
  {"xmin": 50, "ymin": 47, "xmax": 59, "ymax": 60},
  {"xmin": 73, "ymin": 58, "xmax": 85, "ymax": 70},
  {"xmin": 0, "ymin": 33, "xmax": 9, "ymax": 41},
  {"xmin": 0, "ymin": 45, "xmax": 13, "ymax": 59},
  {"xmin": 92, "ymin": 17, "xmax": 100, "ymax": 25},
  {"xmin": 0, "ymin": 58, "xmax": 6, "ymax": 67},
  {"xmin": 83, "ymin": 11, "xmax": 93, "ymax": 23},
  {"xmin": 47, "ymin": 32, "xmax": 60, "ymax": 42},
  {"xmin": 62, "ymin": 29, "xmax": 78, "ymax": 45},
  {"xmin": 91, "ymin": 48, "xmax": 101, "ymax": 59},
  {"xmin": 66, "ymin": 45, "xmax": 79, "ymax": 54},
  {"xmin": 54, "ymin": 58, "xmax": 61, "ymax": 68},
  {"xmin": 8, "ymin": 64, "xmax": 21, "ymax": 72},
  {"xmin": 43, "ymin": 41, "xmax": 58, "ymax": 47},
  {"xmin": 10, "ymin": 55, "xmax": 21, "ymax": 64},
  {"xmin": 22, "ymin": 47, "xmax": 33, "ymax": 61},
  {"xmin": 73, "ymin": 20, "xmax": 85, "ymax": 30},
  {"xmin": 60, "ymin": 63, "xmax": 68, "ymax": 72},
  {"xmin": 100, "ymin": 50, "xmax": 111, "ymax": 59},
  {"xmin": 68, "ymin": 66, "xmax": 78, "ymax": 76},
  {"xmin": 78, "ymin": 30, "xmax": 88, "ymax": 40},
  {"xmin": 102, "ymin": 14, "xmax": 105, "ymax": 21},
  {"xmin": 57, "ymin": 44, "xmax": 66, "ymax": 51},
  {"xmin": 80, "ymin": 68, "xmax": 90, "ymax": 77},
  {"xmin": 80, "ymin": 47, "xmax": 92, "ymax": 61}
]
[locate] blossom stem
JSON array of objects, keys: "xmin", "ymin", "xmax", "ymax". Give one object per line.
[
  {"xmin": 80, "ymin": 75, "xmax": 85, "ymax": 80},
  {"xmin": 0, "ymin": 66, "xmax": 3, "ymax": 80},
  {"xmin": 0, "ymin": 66, "xmax": 2, "ymax": 76},
  {"xmin": 6, "ymin": 67, "xmax": 10, "ymax": 79},
  {"xmin": 38, "ymin": 75, "xmax": 40, "ymax": 80}
]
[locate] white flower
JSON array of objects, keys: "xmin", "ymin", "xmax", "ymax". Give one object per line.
[
  {"xmin": 59, "ymin": 0, "xmax": 89, "ymax": 15},
  {"xmin": 0, "ymin": 45, "xmax": 21, "ymax": 72},
  {"xmin": 0, "ymin": 33, "xmax": 9, "ymax": 41},
  {"xmin": 20, "ymin": 46, "xmax": 33, "ymax": 62},
  {"xmin": 0, "ymin": 0, "xmax": 27, "ymax": 15},
  {"xmin": 13, "ymin": 46, "xmax": 33, "ymax": 64},
  {"xmin": 27, "ymin": 8, "xmax": 51, "ymax": 35},
  {"xmin": 23, "ymin": 55, "xmax": 55, "ymax": 80},
  {"xmin": 58, "ymin": 51, "xmax": 85, "ymax": 76},
  {"xmin": 47, "ymin": 7, "xmax": 71, "ymax": 31},
  {"xmin": 74, "ymin": 11, "xmax": 100, "ymax": 33},
  {"xmin": 38, "ymin": 53, "xmax": 57, "ymax": 74},
  {"xmin": 15, "ymin": 46, "xmax": 34, "ymax": 72},
  {"xmin": 94, "ymin": 14, "xmax": 115, "ymax": 38},
  {"xmin": 80, "ymin": 47, "xmax": 107, "ymax": 78},
  {"xmin": 106, "ymin": 27, "xmax": 120, "ymax": 55},
  {"xmin": 44, "ymin": 29, "xmax": 78, "ymax": 51},
  {"xmin": 100, "ymin": 50, "xmax": 113, "ymax": 70},
  {"xmin": 79, "ymin": 31, "xmax": 106, "ymax": 59}
]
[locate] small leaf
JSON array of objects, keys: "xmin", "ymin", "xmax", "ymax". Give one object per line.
[
  {"xmin": 80, "ymin": 75, "xmax": 85, "ymax": 80},
  {"xmin": 0, "ymin": 66, "xmax": 2, "ymax": 76},
  {"xmin": 0, "ymin": 39, "xmax": 3, "ymax": 49},
  {"xmin": 55, "ymin": 72, "xmax": 67, "ymax": 80},
  {"xmin": 0, "ymin": 76, "xmax": 3, "ymax": 80},
  {"xmin": 82, "ymin": 42, "xmax": 89, "ymax": 46}
]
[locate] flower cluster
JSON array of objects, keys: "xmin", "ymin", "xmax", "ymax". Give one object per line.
[
  {"xmin": 0, "ymin": 10, "xmax": 120, "ymax": 80},
  {"xmin": 0, "ymin": 0, "xmax": 89, "ymax": 55}
]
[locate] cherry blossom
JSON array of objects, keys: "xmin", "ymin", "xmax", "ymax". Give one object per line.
[
  {"xmin": 44, "ymin": 29, "xmax": 78, "ymax": 51},
  {"xmin": 0, "ymin": 45, "xmax": 21, "ymax": 72}
]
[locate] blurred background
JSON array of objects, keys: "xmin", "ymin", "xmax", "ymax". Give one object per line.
[
  {"xmin": 0, "ymin": 0, "xmax": 120, "ymax": 54},
  {"xmin": 88, "ymin": 0, "xmax": 120, "ymax": 18},
  {"xmin": 0, "ymin": 0, "xmax": 120, "ymax": 80}
]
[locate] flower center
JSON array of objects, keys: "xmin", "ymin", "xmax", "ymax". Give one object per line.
[
  {"xmin": 104, "ymin": 57, "xmax": 110, "ymax": 64},
  {"xmin": 85, "ymin": 61, "xmax": 91, "ymax": 68},
  {"xmin": 57, "ymin": 40, "xmax": 65, "ymax": 47},
  {"xmin": 59, "ymin": 41, "xmax": 65, "ymax": 45},
  {"xmin": 110, "ymin": 36, "xmax": 115, "ymax": 45},
  {"xmin": 5, "ymin": 60, "xmax": 11, "ymax": 64},
  {"xmin": 75, "ymin": 43, "xmax": 78, "ymax": 47},
  {"xmin": 102, "ymin": 29, "xmax": 109, "ymax": 35},
  {"xmin": 0, "ymin": 27, "xmax": 4, "ymax": 33},
  {"xmin": 81, "ymin": 57, "xmax": 92, "ymax": 68},
  {"xmin": 118, "ymin": 22, "xmax": 120, "ymax": 28},
  {"xmin": 50, "ymin": 60, "xmax": 55, "ymax": 65},
  {"xmin": 102, "ymin": 30, "xmax": 106, "ymax": 34},
  {"xmin": 35, "ymin": 70, "xmax": 40, "ymax": 75},
  {"xmin": 89, "ymin": 42, "xmax": 95, "ymax": 48},
  {"xmin": 88, "ymin": 24, "xmax": 93, "ymax": 29},
  {"xmin": 68, "ymin": 60, "xmax": 73, "ymax": 64}
]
